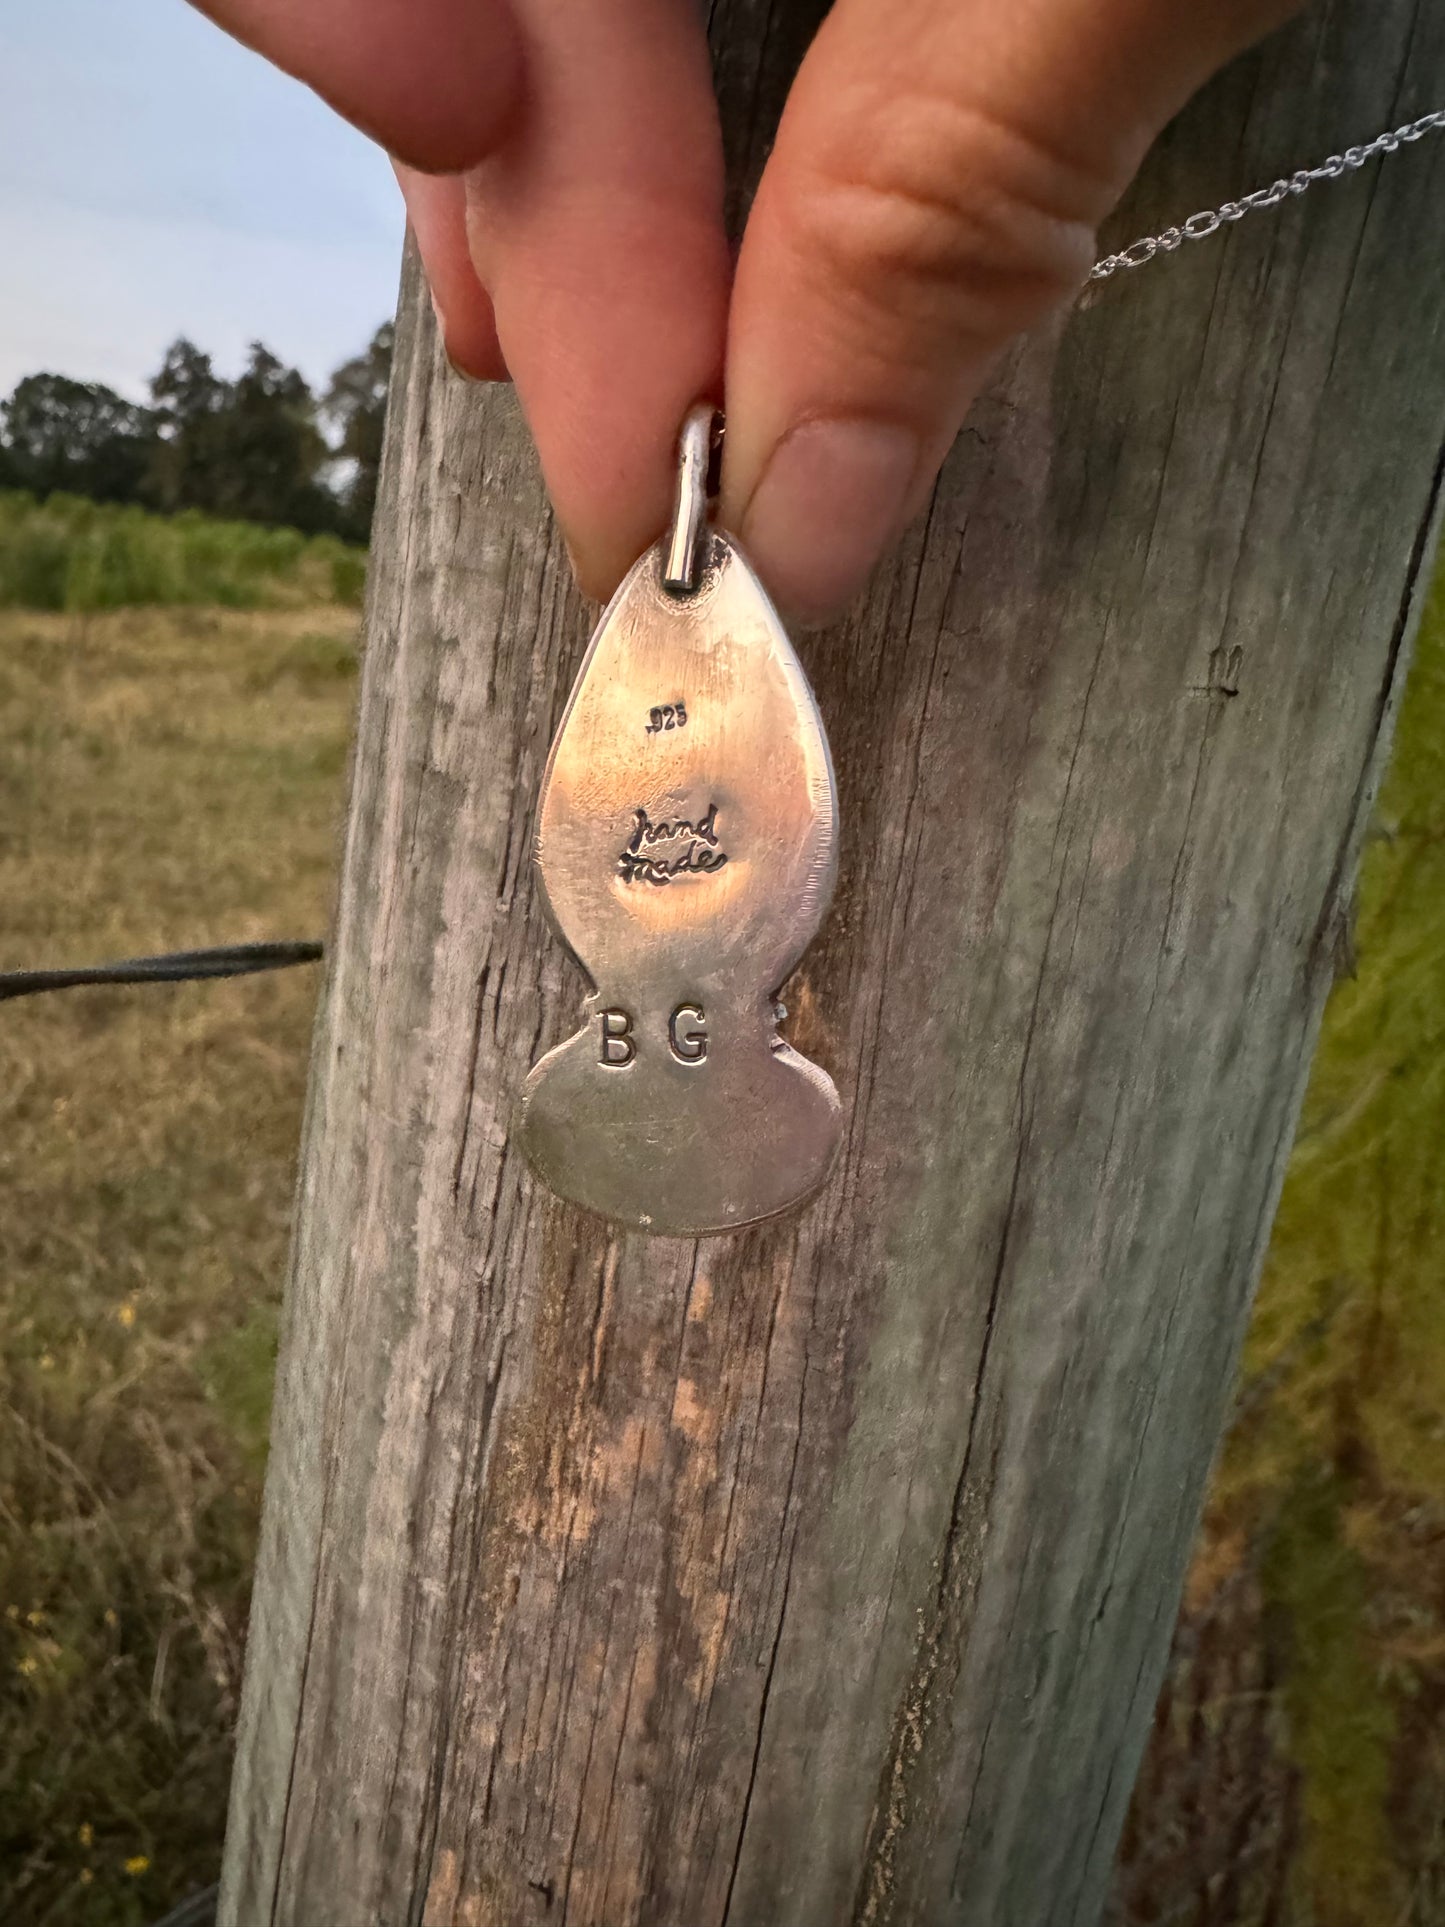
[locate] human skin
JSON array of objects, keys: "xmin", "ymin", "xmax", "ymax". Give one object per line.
[{"xmin": 192, "ymin": 0, "xmax": 1300, "ymax": 619}]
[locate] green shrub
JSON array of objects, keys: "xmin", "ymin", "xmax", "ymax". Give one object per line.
[
  {"xmin": 0, "ymin": 492, "xmax": 364, "ymax": 612},
  {"xmin": 329, "ymin": 548, "xmax": 368, "ymax": 607},
  {"xmin": 0, "ymin": 496, "xmax": 69, "ymax": 609}
]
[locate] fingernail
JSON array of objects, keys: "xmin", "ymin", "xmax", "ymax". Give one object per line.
[{"xmin": 737, "ymin": 419, "xmax": 918, "ymax": 621}]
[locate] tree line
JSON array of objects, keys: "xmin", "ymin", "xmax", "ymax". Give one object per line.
[{"xmin": 0, "ymin": 325, "xmax": 393, "ymax": 545}]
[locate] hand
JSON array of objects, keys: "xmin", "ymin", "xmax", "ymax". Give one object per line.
[{"xmin": 194, "ymin": 0, "xmax": 1297, "ymax": 620}]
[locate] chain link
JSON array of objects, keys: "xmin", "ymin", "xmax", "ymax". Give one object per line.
[{"xmin": 1090, "ymin": 109, "xmax": 1445, "ymax": 282}]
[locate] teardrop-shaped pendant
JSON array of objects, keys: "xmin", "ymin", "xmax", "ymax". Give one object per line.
[{"xmin": 519, "ymin": 409, "xmax": 842, "ymax": 1236}]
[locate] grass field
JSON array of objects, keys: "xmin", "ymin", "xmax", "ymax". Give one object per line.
[
  {"xmin": 0, "ymin": 536, "xmax": 1442, "ymax": 1926},
  {"xmin": 0, "ymin": 599, "xmax": 355, "ymax": 1923}
]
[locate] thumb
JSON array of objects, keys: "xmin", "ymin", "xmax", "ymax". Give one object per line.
[{"xmin": 720, "ymin": 0, "xmax": 1298, "ymax": 620}]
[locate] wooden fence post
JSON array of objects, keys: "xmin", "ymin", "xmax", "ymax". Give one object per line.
[{"xmin": 219, "ymin": 2, "xmax": 1445, "ymax": 1921}]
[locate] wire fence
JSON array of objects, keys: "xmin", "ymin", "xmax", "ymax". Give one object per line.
[
  {"xmin": 6, "ymin": 944, "xmax": 312, "ymax": 1927},
  {"xmin": 0, "ymin": 942, "xmax": 323, "ymax": 1003}
]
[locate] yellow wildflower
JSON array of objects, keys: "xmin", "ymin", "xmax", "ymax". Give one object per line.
[
  {"xmin": 38, "ymin": 1352, "xmax": 55, "ymax": 1371},
  {"xmin": 116, "ymin": 1303, "xmax": 136, "ymax": 1329},
  {"xmin": 124, "ymin": 1855, "xmax": 150, "ymax": 1877},
  {"xmin": 103, "ymin": 1608, "xmax": 118, "ymax": 1629},
  {"xmin": 78, "ymin": 1824, "xmax": 93, "ymax": 1848},
  {"xmin": 25, "ymin": 1609, "xmax": 45, "ymax": 1627},
  {"xmin": 15, "ymin": 1655, "xmax": 38, "ymax": 1677}
]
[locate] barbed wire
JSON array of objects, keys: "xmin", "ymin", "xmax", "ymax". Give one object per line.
[{"xmin": 0, "ymin": 942, "xmax": 323, "ymax": 1003}]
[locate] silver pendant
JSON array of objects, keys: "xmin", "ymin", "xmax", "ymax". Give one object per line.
[{"xmin": 519, "ymin": 408, "xmax": 842, "ymax": 1235}]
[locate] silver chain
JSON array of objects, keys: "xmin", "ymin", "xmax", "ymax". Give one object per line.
[{"xmin": 1090, "ymin": 109, "xmax": 1445, "ymax": 282}]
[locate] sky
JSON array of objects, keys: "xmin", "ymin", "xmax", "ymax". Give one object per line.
[{"xmin": 0, "ymin": 0, "xmax": 404, "ymax": 402}]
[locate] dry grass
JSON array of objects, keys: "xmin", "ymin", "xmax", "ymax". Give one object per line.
[{"xmin": 0, "ymin": 604, "xmax": 354, "ymax": 1924}]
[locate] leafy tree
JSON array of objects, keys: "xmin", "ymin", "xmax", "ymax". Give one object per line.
[
  {"xmin": 210, "ymin": 342, "xmax": 333, "ymax": 532},
  {"xmin": 147, "ymin": 338, "xmax": 228, "ymax": 514},
  {"xmin": 146, "ymin": 338, "xmax": 336, "ymax": 532},
  {"xmin": 1, "ymin": 326, "xmax": 396, "ymax": 542},
  {"xmin": 323, "ymin": 322, "xmax": 393, "ymax": 541},
  {"xmin": 1, "ymin": 373, "xmax": 158, "ymax": 502}
]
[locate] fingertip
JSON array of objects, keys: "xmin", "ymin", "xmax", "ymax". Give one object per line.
[
  {"xmin": 486, "ymin": 214, "xmax": 729, "ymax": 609},
  {"xmin": 196, "ymin": 0, "xmax": 525, "ymax": 174},
  {"xmin": 396, "ymin": 166, "xmax": 509, "ymax": 381},
  {"xmin": 560, "ymin": 531, "xmax": 627, "ymax": 607},
  {"xmin": 357, "ymin": 2, "xmax": 525, "ymax": 178},
  {"xmin": 436, "ymin": 306, "xmax": 510, "ymax": 385},
  {"xmin": 550, "ymin": 390, "xmax": 706, "ymax": 607}
]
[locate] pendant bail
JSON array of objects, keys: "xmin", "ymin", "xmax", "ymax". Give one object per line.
[{"xmin": 662, "ymin": 404, "xmax": 721, "ymax": 595}]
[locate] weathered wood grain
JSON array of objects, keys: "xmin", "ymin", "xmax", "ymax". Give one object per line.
[{"xmin": 219, "ymin": 2, "xmax": 1445, "ymax": 1921}]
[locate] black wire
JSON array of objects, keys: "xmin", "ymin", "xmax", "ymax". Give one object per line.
[
  {"xmin": 0, "ymin": 942, "xmax": 323, "ymax": 1003},
  {"xmin": 145, "ymin": 1883, "xmax": 219, "ymax": 1927}
]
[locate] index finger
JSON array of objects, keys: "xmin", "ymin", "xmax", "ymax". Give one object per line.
[{"xmin": 191, "ymin": 0, "xmax": 524, "ymax": 174}]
